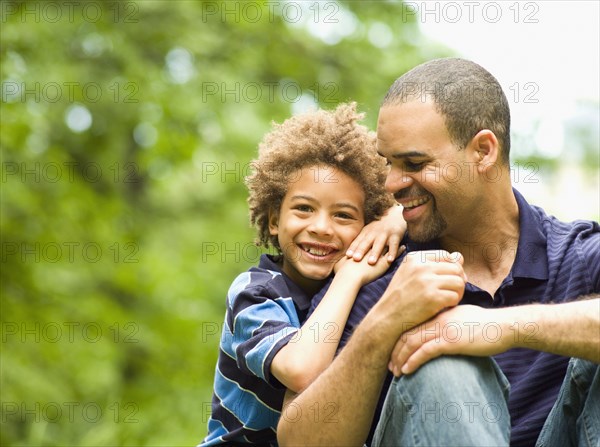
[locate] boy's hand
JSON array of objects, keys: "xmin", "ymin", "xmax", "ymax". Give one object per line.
[
  {"xmin": 346, "ymin": 205, "xmax": 406, "ymax": 265},
  {"xmin": 335, "ymin": 245, "xmax": 405, "ymax": 286}
]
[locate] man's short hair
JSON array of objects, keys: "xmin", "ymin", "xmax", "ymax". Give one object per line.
[{"xmin": 383, "ymin": 58, "xmax": 511, "ymax": 164}]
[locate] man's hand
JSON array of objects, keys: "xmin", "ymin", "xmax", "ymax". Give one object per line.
[
  {"xmin": 378, "ymin": 251, "xmax": 467, "ymax": 338},
  {"xmin": 276, "ymin": 251, "xmax": 469, "ymax": 447},
  {"xmin": 389, "ymin": 305, "xmax": 517, "ymax": 376}
]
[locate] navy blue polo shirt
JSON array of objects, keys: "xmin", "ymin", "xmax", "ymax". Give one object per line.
[
  {"xmin": 309, "ymin": 189, "xmax": 600, "ymax": 446},
  {"xmin": 201, "ymin": 254, "xmax": 312, "ymax": 446}
]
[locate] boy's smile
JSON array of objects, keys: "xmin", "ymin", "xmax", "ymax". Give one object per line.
[{"xmin": 269, "ymin": 165, "xmax": 365, "ymax": 294}]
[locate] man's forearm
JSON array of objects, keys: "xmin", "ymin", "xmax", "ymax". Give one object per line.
[
  {"xmin": 391, "ymin": 296, "xmax": 600, "ymax": 375},
  {"xmin": 277, "ymin": 313, "xmax": 394, "ymax": 446},
  {"xmin": 511, "ymin": 296, "xmax": 600, "ymax": 362},
  {"xmin": 277, "ymin": 251, "xmax": 467, "ymax": 445}
]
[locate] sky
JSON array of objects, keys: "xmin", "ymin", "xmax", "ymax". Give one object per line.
[{"xmin": 419, "ymin": 0, "xmax": 599, "ymax": 155}]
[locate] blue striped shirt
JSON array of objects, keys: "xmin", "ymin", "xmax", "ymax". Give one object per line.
[
  {"xmin": 201, "ymin": 255, "xmax": 312, "ymax": 446},
  {"xmin": 310, "ymin": 189, "xmax": 600, "ymax": 446}
]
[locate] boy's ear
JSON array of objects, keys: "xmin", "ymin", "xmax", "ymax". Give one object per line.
[{"xmin": 268, "ymin": 208, "xmax": 279, "ymax": 235}]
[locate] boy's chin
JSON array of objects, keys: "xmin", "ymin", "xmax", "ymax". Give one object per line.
[{"xmin": 301, "ymin": 267, "xmax": 335, "ymax": 281}]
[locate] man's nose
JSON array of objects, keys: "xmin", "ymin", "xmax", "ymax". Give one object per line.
[{"xmin": 385, "ymin": 167, "xmax": 413, "ymax": 195}]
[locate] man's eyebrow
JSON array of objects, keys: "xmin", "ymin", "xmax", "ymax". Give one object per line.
[{"xmin": 377, "ymin": 150, "xmax": 429, "ymax": 159}]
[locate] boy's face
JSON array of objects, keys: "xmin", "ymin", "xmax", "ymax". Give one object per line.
[{"xmin": 269, "ymin": 165, "xmax": 365, "ymax": 294}]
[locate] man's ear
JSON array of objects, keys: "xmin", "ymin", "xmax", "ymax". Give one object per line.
[
  {"xmin": 268, "ymin": 208, "xmax": 279, "ymax": 235},
  {"xmin": 469, "ymin": 129, "xmax": 500, "ymax": 168}
]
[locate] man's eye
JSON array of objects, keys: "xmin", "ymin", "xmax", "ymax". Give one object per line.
[{"xmin": 405, "ymin": 161, "xmax": 425, "ymax": 171}]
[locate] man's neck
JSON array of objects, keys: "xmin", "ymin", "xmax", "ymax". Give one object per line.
[{"xmin": 440, "ymin": 191, "xmax": 520, "ymax": 297}]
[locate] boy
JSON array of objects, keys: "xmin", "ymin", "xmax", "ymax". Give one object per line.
[{"xmin": 200, "ymin": 103, "xmax": 403, "ymax": 446}]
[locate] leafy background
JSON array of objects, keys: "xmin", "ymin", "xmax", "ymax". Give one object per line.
[{"xmin": 1, "ymin": 1, "xmax": 598, "ymax": 445}]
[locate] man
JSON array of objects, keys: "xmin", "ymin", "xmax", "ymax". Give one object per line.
[{"xmin": 276, "ymin": 58, "xmax": 600, "ymax": 446}]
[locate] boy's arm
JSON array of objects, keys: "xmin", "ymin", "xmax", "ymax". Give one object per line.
[
  {"xmin": 346, "ymin": 204, "xmax": 406, "ymax": 264},
  {"xmin": 271, "ymin": 254, "xmax": 392, "ymax": 393},
  {"xmin": 277, "ymin": 251, "xmax": 467, "ymax": 446}
]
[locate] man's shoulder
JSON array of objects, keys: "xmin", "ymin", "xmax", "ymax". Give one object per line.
[
  {"xmin": 356, "ymin": 254, "xmax": 403, "ymax": 295},
  {"xmin": 531, "ymin": 205, "xmax": 599, "ymax": 249},
  {"xmin": 515, "ymin": 189, "xmax": 598, "ymax": 245},
  {"xmin": 529, "ymin": 205, "xmax": 600, "ymax": 288}
]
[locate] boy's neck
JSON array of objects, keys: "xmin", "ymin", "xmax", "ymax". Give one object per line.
[{"xmin": 276, "ymin": 256, "xmax": 328, "ymax": 297}]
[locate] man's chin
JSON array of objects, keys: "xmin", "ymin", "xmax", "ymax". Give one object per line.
[
  {"xmin": 407, "ymin": 221, "xmax": 446, "ymax": 243},
  {"xmin": 407, "ymin": 232, "xmax": 435, "ymax": 244}
]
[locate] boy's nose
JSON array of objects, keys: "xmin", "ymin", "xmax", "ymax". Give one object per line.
[{"xmin": 308, "ymin": 213, "xmax": 333, "ymax": 236}]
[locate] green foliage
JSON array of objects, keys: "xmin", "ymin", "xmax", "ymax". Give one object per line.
[{"xmin": 1, "ymin": 1, "xmax": 448, "ymax": 445}]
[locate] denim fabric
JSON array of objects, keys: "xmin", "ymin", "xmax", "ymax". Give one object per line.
[
  {"xmin": 372, "ymin": 356, "xmax": 511, "ymax": 447},
  {"xmin": 371, "ymin": 356, "xmax": 600, "ymax": 447},
  {"xmin": 536, "ymin": 358, "xmax": 600, "ymax": 447}
]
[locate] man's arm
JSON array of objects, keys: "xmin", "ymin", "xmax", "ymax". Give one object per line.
[
  {"xmin": 278, "ymin": 309, "xmax": 396, "ymax": 446},
  {"xmin": 390, "ymin": 296, "xmax": 600, "ymax": 376},
  {"xmin": 277, "ymin": 251, "xmax": 467, "ymax": 446}
]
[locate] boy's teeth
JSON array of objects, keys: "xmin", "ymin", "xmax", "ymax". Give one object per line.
[
  {"xmin": 303, "ymin": 245, "xmax": 331, "ymax": 256},
  {"xmin": 405, "ymin": 197, "xmax": 429, "ymax": 209}
]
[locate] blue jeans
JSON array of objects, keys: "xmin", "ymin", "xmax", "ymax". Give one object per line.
[
  {"xmin": 372, "ymin": 356, "xmax": 599, "ymax": 447},
  {"xmin": 536, "ymin": 357, "xmax": 600, "ymax": 447}
]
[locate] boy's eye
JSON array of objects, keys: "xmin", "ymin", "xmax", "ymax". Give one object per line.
[
  {"xmin": 335, "ymin": 212, "xmax": 355, "ymax": 220},
  {"xmin": 295, "ymin": 205, "xmax": 312, "ymax": 212}
]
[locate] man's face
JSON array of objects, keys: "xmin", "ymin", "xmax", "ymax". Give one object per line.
[{"xmin": 377, "ymin": 100, "xmax": 473, "ymax": 243}]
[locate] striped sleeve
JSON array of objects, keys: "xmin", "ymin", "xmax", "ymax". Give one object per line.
[{"xmin": 225, "ymin": 271, "xmax": 301, "ymax": 387}]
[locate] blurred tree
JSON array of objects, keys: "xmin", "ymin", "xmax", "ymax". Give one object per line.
[{"xmin": 1, "ymin": 1, "xmax": 449, "ymax": 445}]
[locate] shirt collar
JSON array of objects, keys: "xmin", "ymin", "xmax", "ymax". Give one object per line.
[
  {"xmin": 258, "ymin": 254, "xmax": 312, "ymax": 311},
  {"xmin": 510, "ymin": 188, "xmax": 548, "ymax": 280},
  {"xmin": 403, "ymin": 189, "xmax": 548, "ymax": 281}
]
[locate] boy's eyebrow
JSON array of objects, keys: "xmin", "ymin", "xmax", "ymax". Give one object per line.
[
  {"xmin": 377, "ymin": 150, "xmax": 428, "ymax": 159},
  {"xmin": 335, "ymin": 202, "xmax": 361, "ymax": 213},
  {"xmin": 290, "ymin": 194, "xmax": 316, "ymax": 202},
  {"xmin": 290, "ymin": 195, "xmax": 361, "ymax": 213}
]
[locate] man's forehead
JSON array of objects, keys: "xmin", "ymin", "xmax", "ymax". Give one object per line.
[
  {"xmin": 376, "ymin": 100, "xmax": 446, "ymax": 156},
  {"xmin": 376, "ymin": 103, "xmax": 421, "ymax": 146},
  {"xmin": 378, "ymin": 99, "xmax": 436, "ymax": 121}
]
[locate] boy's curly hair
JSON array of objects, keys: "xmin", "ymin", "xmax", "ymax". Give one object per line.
[{"xmin": 246, "ymin": 102, "xmax": 394, "ymax": 250}]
